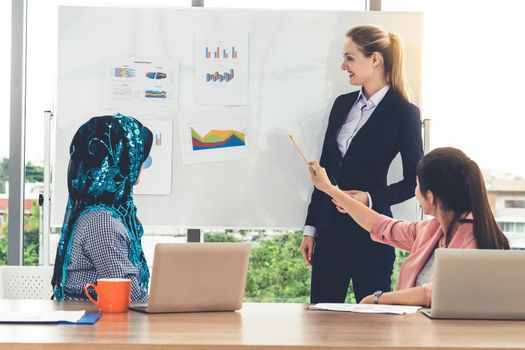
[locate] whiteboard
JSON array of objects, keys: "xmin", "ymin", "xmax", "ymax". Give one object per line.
[{"xmin": 54, "ymin": 6, "xmax": 423, "ymax": 229}]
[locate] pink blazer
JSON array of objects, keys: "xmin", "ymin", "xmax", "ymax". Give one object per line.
[{"xmin": 370, "ymin": 214, "xmax": 477, "ymax": 307}]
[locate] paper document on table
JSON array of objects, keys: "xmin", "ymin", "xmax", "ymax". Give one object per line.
[
  {"xmin": 0, "ymin": 310, "xmax": 101, "ymax": 324},
  {"xmin": 309, "ymin": 303, "xmax": 421, "ymax": 315}
]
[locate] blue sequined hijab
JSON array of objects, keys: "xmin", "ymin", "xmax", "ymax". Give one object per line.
[{"xmin": 52, "ymin": 113, "xmax": 153, "ymax": 300}]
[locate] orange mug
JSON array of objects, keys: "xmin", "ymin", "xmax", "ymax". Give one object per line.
[{"xmin": 85, "ymin": 278, "xmax": 131, "ymax": 313}]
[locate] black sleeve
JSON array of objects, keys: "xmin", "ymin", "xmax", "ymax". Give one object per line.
[
  {"xmin": 304, "ymin": 96, "xmax": 342, "ymax": 228},
  {"xmin": 369, "ymin": 103, "xmax": 423, "ymax": 212}
]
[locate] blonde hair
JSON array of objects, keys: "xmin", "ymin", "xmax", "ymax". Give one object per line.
[{"xmin": 346, "ymin": 25, "xmax": 411, "ymax": 102}]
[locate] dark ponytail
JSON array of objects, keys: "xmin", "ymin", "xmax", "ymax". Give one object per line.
[
  {"xmin": 417, "ymin": 147, "xmax": 509, "ymax": 250},
  {"xmin": 465, "ymin": 160, "xmax": 510, "ymax": 249}
]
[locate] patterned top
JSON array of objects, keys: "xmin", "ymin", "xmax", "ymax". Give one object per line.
[
  {"xmin": 415, "ymin": 251, "xmax": 435, "ymax": 287},
  {"xmin": 63, "ymin": 210, "xmax": 148, "ymax": 302}
]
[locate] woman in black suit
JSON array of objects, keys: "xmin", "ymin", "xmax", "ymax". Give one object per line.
[{"xmin": 300, "ymin": 25, "xmax": 423, "ymax": 303}]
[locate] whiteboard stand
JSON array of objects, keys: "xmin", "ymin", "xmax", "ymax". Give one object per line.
[
  {"xmin": 422, "ymin": 118, "xmax": 431, "ymax": 153},
  {"xmin": 368, "ymin": 0, "xmax": 382, "ymax": 11},
  {"xmin": 418, "ymin": 117, "xmax": 432, "ymax": 220},
  {"xmin": 38, "ymin": 193, "xmax": 44, "ymax": 265},
  {"xmin": 189, "ymin": 0, "xmax": 203, "ymax": 244},
  {"xmin": 187, "ymin": 229, "xmax": 202, "ymax": 243},
  {"xmin": 41, "ymin": 110, "xmax": 53, "ymax": 266}
]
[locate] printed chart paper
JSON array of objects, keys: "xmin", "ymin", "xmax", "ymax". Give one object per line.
[
  {"xmin": 179, "ymin": 113, "xmax": 253, "ymax": 164},
  {"xmin": 195, "ymin": 32, "xmax": 249, "ymax": 105},
  {"xmin": 104, "ymin": 58, "xmax": 179, "ymax": 112},
  {"xmin": 309, "ymin": 303, "xmax": 422, "ymax": 315},
  {"xmin": 134, "ymin": 120, "xmax": 173, "ymax": 195}
]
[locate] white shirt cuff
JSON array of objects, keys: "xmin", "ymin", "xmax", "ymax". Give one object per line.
[
  {"xmin": 304, "ymin": 194, "xmax": 370, "ymax": 237},
  {"xmin": 303, "ymin": 225, "xmax": 317, "ymax": 237}
]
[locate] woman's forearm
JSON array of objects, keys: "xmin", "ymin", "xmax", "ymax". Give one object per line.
[
  {"xmin": 326, "ymin": 186, "xmax": 380, "ymax": 232},
  {"xmin": 379, "ymin": 287, "xmax": 427, "ymax": 306}
]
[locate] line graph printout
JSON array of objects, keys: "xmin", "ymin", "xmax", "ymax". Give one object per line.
[
  {"xmin": 104, "ymin": 58, "xmax": 179, "ymax": 112},
  {"xmin": 191, "ymin": 127, "xmax": 246, "ymax": 151},
  {"xmin": 179, "ymin": 113, "xmax": 253, "ymax": 164},
  {"xmin": 195, "ymin": 32, "xmax": 248, "ymax": 105}
]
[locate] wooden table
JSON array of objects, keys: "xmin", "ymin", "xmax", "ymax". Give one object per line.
[{"xmin": 0, "ymin": 300, "xmax": 524, "ymax": 349}]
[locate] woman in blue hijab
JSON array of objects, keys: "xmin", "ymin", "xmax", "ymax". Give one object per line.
[{"xmin": 51, "ymin": 113, "xmax": 153, "ymax": 302}]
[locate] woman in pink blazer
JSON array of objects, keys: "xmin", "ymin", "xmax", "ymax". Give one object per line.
[{"xmin": 308, "ymin": 147, "xmax": 509, "ymax": 307}]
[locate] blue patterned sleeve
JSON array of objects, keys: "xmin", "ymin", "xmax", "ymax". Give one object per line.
[{"xmin": 83, "ymin": 212, "xmax": 149, "ymax": 302}]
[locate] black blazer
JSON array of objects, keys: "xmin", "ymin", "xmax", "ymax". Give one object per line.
[{"xmin": 305, "ymin": 88, "xmax": 423, "ymax": 231}]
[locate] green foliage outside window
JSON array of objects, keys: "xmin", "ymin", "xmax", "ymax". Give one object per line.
[
  {"xmin": 245, "ymin": 231, "xmax": 311, "ymax": 302},
  {"xmin": 0, "ymin": 225, "xmax": 6, "ymax": 265},
  {"xmin": 23, "ymin": 203, "xmax": 40, "ymax": 266},
  {"xmin": 0, "ymin": 202, "xmax": 40, "ymax": 266},
  {"xmin": 391, "ymin": 248, "xmax": 410, "ymax": 290},
  {"xmin": 0, "ymin": 157, "xmax": 44, "ymax": 265},
  {"xmin": 0, "ymin": 158, "xmax": 7, "ymax": 194},
  {"xmin": 0, "ymin": 158, "xmax": 44, "ymax": 193},
  {"xmin": 205, "ymin": 231, "xmax": 408, "ymax": 303},
  {"xmin": 1, "ymin": 205, "xmax": 410, "ymax": 296}
]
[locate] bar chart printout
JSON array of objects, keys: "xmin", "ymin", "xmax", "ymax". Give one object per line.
[
  {"xmin": 134, "ymin": 120, "xmax": 173, "ymax": 195},
  {"xmin": 205, "ymin": 46, "xmax": 238, "ymax": 59},
  {"xmin": 206, "ymin": 69, "xmax": 235, "ymax": 82},
  {"xmin": 195, "ymin": 32, "xmax": 248, "ymax": 105}
]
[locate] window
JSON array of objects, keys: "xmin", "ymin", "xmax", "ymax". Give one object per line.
[
  {"xmin": 23, "ymin": 0, "xmax": 191, "ymax": 266},
  {"xmin": 505, "ymin": 200, "xmax": 525, "ymax": 209},
  {"xmin": 383, "ymin": 0, "xmax": 525, "ymax": 249},
  {"xmin": 0, "ymin": 0, "xmax": 12, "ymax": 265},
  {"xmin": 22, "ymin": 0, "xmax": 524, "ymax": 299},
  {"xmin": 500, "ymin": 222, "xmax": 513, "ymax": 233},
  {"xmin": 498, "ymin": 222, "xmax": 525, "ymax": 234}
]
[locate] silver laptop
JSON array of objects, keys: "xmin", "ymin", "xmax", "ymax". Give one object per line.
[
  {"xmin": 421, "ymin": 248, "xmax": 525, "ymax": 320},
  {"xmin": 130, "ymin": 242, "xmax": 250, "ymax": 313}
]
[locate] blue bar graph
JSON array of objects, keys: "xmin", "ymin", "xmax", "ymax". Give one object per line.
[
  {"xmin": 204, "ymin": 46, "xmax": 238, "ymax": 59},
  {"xmin": 205, "ymin": 69, "xmax": 235, "ymax": 83}
]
